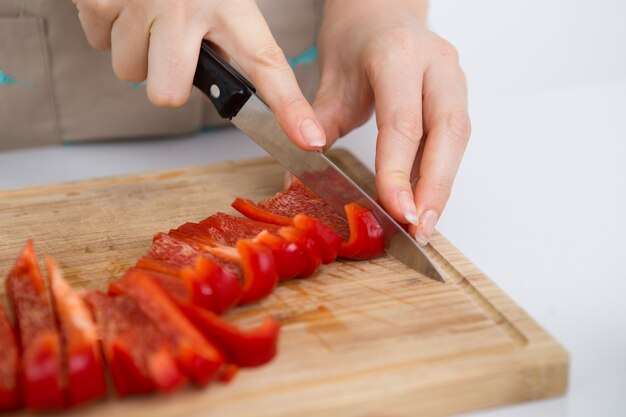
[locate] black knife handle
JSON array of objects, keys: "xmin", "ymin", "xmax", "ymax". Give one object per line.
[{"xmin": 193, "ymin": 41, "xmax": 255, "ymax": 119}]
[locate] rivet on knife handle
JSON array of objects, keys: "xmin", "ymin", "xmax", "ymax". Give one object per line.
[{"xmin": 193, "ymin": 41, "xmax": 255, "ymax": 119}]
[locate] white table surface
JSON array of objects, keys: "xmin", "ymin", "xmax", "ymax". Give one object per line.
[{"xmin": 1, "ymin": 0, "xmax": 624, "ymax": 416}]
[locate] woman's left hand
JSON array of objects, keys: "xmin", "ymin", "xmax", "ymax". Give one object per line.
[{"xmin": 314, "ymin": 0, "xmax": 471, "ymax": 245}]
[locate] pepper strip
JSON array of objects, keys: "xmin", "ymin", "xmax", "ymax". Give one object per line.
[
  {"xmin": 46, "ymin": 256, "xmax": 106, "ymax": 407},
  {"xmin": 5, "ymin": 241, "xmax": 64, "ymax": 410},
  {"xmin": 338, "ymin": 203, "xmax": 385, "ymax": 259},
  {"xmin": 109, "ymin": 270, "xmax": 225, "ymax": 385},
  {"xmin": 84, "ymin": 291, "xmax": 185, "ymax": 396},
  {"xmin": 0, "ymin": 305, "xmax": 19, "ymax": 411},
  {"xmin": 179, "ymin": 304, "xmax": 280, "ymax": 367}
]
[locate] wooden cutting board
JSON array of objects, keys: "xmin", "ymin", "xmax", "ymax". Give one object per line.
[{"xmin": 0, "ymin": 149, "xmax": 568, "ymax": 417}]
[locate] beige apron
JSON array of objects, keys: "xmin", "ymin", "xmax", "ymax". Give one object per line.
[{"xmin": 0, "ymin": 0, "xmax": 323, "ymax": 150}]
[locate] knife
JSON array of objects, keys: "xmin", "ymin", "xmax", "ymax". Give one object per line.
[{"xmin": 193, "ymin": 41, "xmax": 444, "ymax": 282}]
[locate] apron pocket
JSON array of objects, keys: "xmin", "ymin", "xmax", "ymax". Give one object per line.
[{"xmin": 0, "ymin": 16, "xmax": 60, "ymax": 150}]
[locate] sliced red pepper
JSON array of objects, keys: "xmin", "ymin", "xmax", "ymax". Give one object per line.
[
  {"xmin": 110, "ymin": 270, "xmax": 225, "ymax": 386},
  {"xmin": 137, "ymin": 232, "xmax": 204, "ymax": 275},
  {"xmin": 178, "ymin": 304, "xmax": 280, "ymax": 367},
  {"xmin": 199, "ymin": 212, "xmax": 281, "ymax": 242},
  {"xmin": 292, "ymin": 214, "xmax": 342, "ymax": 264},
  {"xmin": 84, "ymin": 291, "xmax": 185, "ymax": 396},
  {"xmin": 253, "ymin": 230, "xmax": 306, "ymax": 280},
  {"xmin": 232, "ymin": 178, "xmax": 351, "ymax": 239},
  {"xmin": 277, "ymin": 226, "xmax": 322, "ymax": 278},
  {"xmin": 5, "ymin": 241, "xmax": 64, "ymax": 410},
  {"xmin": 236, "ymin": 240, "xmax": 278, "ymax": 305},
  {"xmin": 0, "ymin": 304, "xmax": 19, "ymax": 411},
  {"xmin": 231, "ymin": 197, "xmax": 293, "ymax": 226},
  {"xmin": 181, "ymin": 256, "xmax": 241, "ymax": 314},
  {"xmin": 136, "ymin": 234, "xmax": 243, "ymax": 313},
  {"xmin": 161, "ymin": 233, "xmax": 277, "ymax": 306},
  {"xmin": 45, "ymin": 256, "xmax": 106, "ymax": 407},
  {"xmin": 232, "ymin": 179, "xmax": 385, "ymax": 260},
  {"xmin": 338, "ymin": 202, "xmax": 385, "ymax": 259}
]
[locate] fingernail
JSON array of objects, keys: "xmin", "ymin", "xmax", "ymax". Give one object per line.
[
  {"xmin": 414, "ymin": 209, "xmax": 438, "ymax": 246},
  {"xmin": 398, "ymin": 191, "xmax": 419, "ymax": 225},
  {"xmin": 300, "ymin": 119, "xmax": 326, "ymax": 148}
]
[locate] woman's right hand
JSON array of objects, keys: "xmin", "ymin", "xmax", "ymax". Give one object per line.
[{"xmin": 72, "ymin": 0, "xmax": 327, "ymax": 150}]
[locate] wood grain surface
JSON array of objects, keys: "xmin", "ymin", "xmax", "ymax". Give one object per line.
[{"xmin": 0, "ymin": 149, "xmax": 568, "ymax": 417}]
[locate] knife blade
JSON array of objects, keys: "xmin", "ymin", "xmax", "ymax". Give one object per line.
[{"xmin": 193, "ymin": 41, "xmax": 444, "ymax": 282}]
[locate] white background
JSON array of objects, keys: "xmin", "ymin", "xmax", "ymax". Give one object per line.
[{"xmin": 1, "ymin": 0, "xmax": 625, "ymax": 415}]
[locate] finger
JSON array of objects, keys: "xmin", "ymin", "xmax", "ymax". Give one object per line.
[
  {"xmin": 369, "ymin": 45, "xmax": 425, "ymax": 226},
  {"xmin": 408, "ymin": 58, "xmax": 470, "ymax": 245},
  {"xmin": 74, "ymin": 0, "xmax": 121, "ymax": 51},
  {"xmin": 146, "ymin": 15, "xmax": 204, "ymax": 107},
  {"xmin": 312, "ymin": 73, "xmax": 373, "ymax": 150},
  {"xmin": 210, "ymin": 2, "xmax": 326, "ymax": 150},
  {"xmin": 110, "ymin": 5, "xmax": 149, "ymax": 82}
]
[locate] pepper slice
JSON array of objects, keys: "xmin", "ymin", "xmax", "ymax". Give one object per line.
[
  {"xmin": 253, "ymin": 230, "xmax": 306, "ymax": 280},
  {"xmin": 45, "ymin": 256, "xmax": 106, "ymax": 407},
  {"xmin": 181, "ymin": 256, "xmax": 242, "ymax": 314},
  {"xmin": 137, "ymin": 234, "xmax": 243, "ymax": 314},
  {"xmin": 109, "ymin": 270, "xmax": 225, "ymax": 386},
  {"xmin": 338, "ymin": 203, "xmax": 385, "ymax": 259},
  {"xmin": 84, "ymin": 291, "xmax": 186, "ymax": 396},
  {"xmin": 292, "ymin": 214, "xmax": 342, "ymax": 264},
  {"xmin": 231, "ymin": 198, "xmax": 293, "ymax": 226},
  {"xmin": 178, "ymin": 304, "xmax": 280, "ymax": 367},
  {"xmin": 277, "ymin": 226, "xmax": 322, "ymax": 278},
  {"xmin": 236, "ymin": 240, "xmax": 278, "ymax": 305},
  {"xmin": 0, "ymin": 305, "xmax": 19, "ymax": 411},
  {"xmin": 5, "ymin": 241, "xmax": 64, "ymax": 410},
  {"xmin": 232, "ymin": 179, "xmax": 385, "ymax": 260}
]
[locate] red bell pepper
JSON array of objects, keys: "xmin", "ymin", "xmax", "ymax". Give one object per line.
[
  {"xmin": 110, "ymin": 270, "xmax": 225, "ymax": 385},
  {"xmin": 45, "ymin": 256, "xmax": 106, "ymax": 407},
  {"xmin": 5, "ymin": 241, "xmax": 64, "ymax": 410},
  {"xmin": 137, "ymin": 232, "xmax": 204, "ymax": 276},
  {"xmin": 231, "ymin": 197, "xmax": 293, "ymax": 226},
  {"xmin": 0, "ymin": 305, "xmax": 19, "ymax": 411},
  {"xmin": 84, "ymin": 291, "xmax": 186, "ymax": 396},
  {"xmin": 292, "ymin": 214, "xmax": 342, "ymax": 264},
  {"xmin": 277, "ymin": 226, "xmax": 322, "ymax": 278},
  {"xmin": 181, "ymin": 256, "xmax": 242, "ymax": 314},
  {"xmin": 179, "ymin": 304, "xmax": 280, "ymax": 367},
  {"xmin": 338, "ymin": 203, "xmax": 385, "ymax": 259},
  {"xmin": 137, "ymin": 234, "xmax": 243, "ymax": 314},
  {"xmin": 198, "ymin": 212, "xmax": 281, "ymax": 242},
  {"xmin": 236, "ymin": 239, "xmax": 278, "ymax": 305},
  {"xmin": 253, "ymin": 230, "xmax": 306, "ymax": 280}
]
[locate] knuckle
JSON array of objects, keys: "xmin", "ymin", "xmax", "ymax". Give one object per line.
[
  {"xmin": 443, "ymin": 111, "xmax": 471, "ymax": 147},
  {"xmin": 253, "ymin": 44, "xmax": 288, "ymax": 70},
  {"xmin": 87, "ymin": 35, "xmax": 111, "ymax": 51},
  {"xmin": 429, "ymin": 178, "xmax": 453, "ymax": 200},
  {"xmin": 87, "ymin": 0, "xmax": 114, "ymax": 17},
  {"xmin": 147, "ymin": 88, "xmax": 188, "ymax": 108},
  {"xmin": 112, "ymin": 64, "xmax": 144, "ymax": 83},
  {"xmin": 433, "ymin": 36, "xmax": 459, "ymax": 63},
  {"xmin": 366, "ymin": 25, "xmax": 419, "ymax": 61},
  {"xmin": 376, "ymin": 166, "xmax": 411, "ymax": 187},
  {"xmin": 394, "ymin": 109, "xmax": 424, "ymax": 142}
]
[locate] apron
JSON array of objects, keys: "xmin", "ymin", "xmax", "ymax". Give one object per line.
[{"xmin": 0, "ymin": 0, "xmax": 323, "ymax": 150}]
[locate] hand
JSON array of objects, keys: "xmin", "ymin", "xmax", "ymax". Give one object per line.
[
  {"xmin": 314, "ymin": 0, "xmax": 471, "ymax": 245},
  {"xmin": 72, "ymin": 0, "xmax": 327, "ymax": 150}
]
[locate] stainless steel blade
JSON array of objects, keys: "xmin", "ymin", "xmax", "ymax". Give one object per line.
[{"xmin": 232, "ymin": 95, "xmax": 444, "ymax": 282}]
